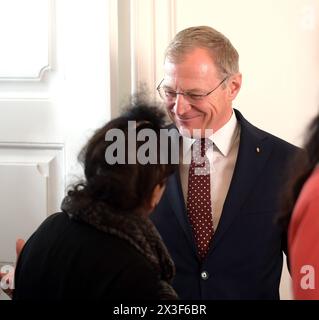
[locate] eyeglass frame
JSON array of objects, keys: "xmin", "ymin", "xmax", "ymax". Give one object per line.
[{"xmin": 156, "ymin": 76, "xmax": 229, "ymax": 102}]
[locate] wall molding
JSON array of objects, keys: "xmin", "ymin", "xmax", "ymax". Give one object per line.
[
  {"xmin": 110, "ymin": 0, "xmax": 176, "ymax": 115},
  {"xmin": 0, "ymin": 142, "xmax": 63, "ymax": 150},
  {"xmin": 129, "ymin": 0, "xmax": 177, "ymax": 98},
  {"xmin": 0, "ymin": 142, "xmax": 65, "ymax": 215},
  {"xmin": 108, "ymin": 0, "xmax": 120, "ymax": 117}
]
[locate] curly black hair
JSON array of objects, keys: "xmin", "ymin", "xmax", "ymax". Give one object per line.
[{"xmin": 65, "ymin": 97, "xmax": 178, "ymax": 215}]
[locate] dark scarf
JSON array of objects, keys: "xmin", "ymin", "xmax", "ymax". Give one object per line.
[{"xmin": 61, "ymin": 196, "xmax": 178, "ymax": 300}]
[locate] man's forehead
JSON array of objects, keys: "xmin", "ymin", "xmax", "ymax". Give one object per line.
[
  {"xmin": 162, "ymin": 64, "xmax": 219, "ymax": 89},
  {"xmin": 163, "ymin": 56, "xmax": 218, "ymax": 80}
]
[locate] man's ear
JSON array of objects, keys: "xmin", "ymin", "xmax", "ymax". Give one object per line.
[{"xmin": 228, "ymin": 73, "xmax": 242, "ymax": 101}]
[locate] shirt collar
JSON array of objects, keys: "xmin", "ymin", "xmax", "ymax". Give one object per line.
[
  {"xmin": 181, "ymin": 109, "xmax": 238, "ymax": 157},
  {"xmin": 213, "ymin": 110, "xmax": 238, "ymax": 156}
]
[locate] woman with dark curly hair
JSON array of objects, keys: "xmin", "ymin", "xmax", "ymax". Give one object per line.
[
  {"xmin": 12, "ymin": 101, "xmax": 178, "ymax": 300},
  {"xmin": 280, "ymin": 111, "xmax": 319, "ymax": 300}
]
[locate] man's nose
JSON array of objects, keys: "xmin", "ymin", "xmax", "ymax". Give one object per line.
[{"xmin": 173, "ymin": 94, "xmax": 191, "ymax": 116}]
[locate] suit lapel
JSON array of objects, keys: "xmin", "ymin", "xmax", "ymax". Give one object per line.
[
  {"xmin": 209, "ymin": 109, "xmax": 273, "ymax": 252},
  {"xmin": 165, "ymin": 111, "xmax": 274, "ymax": 258},
  {"xmin": 166, "ymin": 170, "xmax": 198, "ymax": 255}
]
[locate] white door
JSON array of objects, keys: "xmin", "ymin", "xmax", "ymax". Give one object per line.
[{"xmin": 0, "ymin": 0, "xmax": 114, "ymax": 299}]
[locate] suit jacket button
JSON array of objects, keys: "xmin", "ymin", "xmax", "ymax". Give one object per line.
[{"xmin": 201, "ymin": 271, "xmax": 209, "ymax": 280}]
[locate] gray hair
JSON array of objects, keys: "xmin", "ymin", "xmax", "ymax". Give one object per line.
[{"xmin": 165, "ymin": 26, "xmax": 239, "ymax": 77}]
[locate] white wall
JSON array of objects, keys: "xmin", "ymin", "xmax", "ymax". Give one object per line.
[{"xmin": 173, "ymin": 0, "xmax": 319, "ymax": 147}]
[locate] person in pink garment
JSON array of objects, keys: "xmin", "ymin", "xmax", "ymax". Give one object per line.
[{"xmin": 281, "ymin": 112, "xmax": 319, "ymax": 299}]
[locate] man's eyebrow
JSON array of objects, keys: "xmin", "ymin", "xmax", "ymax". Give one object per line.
[
  {"xmin": 162, "ymin": 85, "xmax": 206, "ymax": 93},
  {"xmin": 184, "ymin": 88, "xmax": 206, "ymax": 94},
  {"xmin": 162, "ymin": 84, "xmax": 175, "ymax": 90}
]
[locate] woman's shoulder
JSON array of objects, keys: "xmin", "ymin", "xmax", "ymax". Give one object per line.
[
  {"xmin": 288, "ymin": 167, "xmax": 319, "ymax": 300},
  {"xmin": 35, "ymin": 211, "xmax": 69, "ymax": 228},
  {"xmin": 295, "ymin": 167, "xmax": 319, "ymax": 207},
  {"xmin": 303, "ymin": 167, "xmax": 319, "ymax": 192},
  {"xmin": 289, "ymin": 167, "xmax": 319, "ymax": 239},
  {"xmin": 21, "ymin": 212, "xmax": 159, "ymax": 279}
]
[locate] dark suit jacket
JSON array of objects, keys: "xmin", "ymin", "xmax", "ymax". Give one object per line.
[{"xmin": 151, "ymin": 109, "xmax": 298, "ymax": 300}]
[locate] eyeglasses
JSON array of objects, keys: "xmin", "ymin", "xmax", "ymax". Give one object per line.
[{"xmin": 156, "ymin": 76, "xmax": 228, "ymax": 103}]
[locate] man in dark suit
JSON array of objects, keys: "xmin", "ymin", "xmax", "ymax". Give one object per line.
[{"xmin": 151, "ymin": 26, "xmax": 298, "ymax": 299}]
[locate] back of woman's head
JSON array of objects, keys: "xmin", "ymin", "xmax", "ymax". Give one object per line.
[
  {"xmin": 66, "ymin": 98, "xmax": 177, "ymax": 215},
  {"xmin": 279, "ymin": 111, "xmax": 319, "ymax": 228}
]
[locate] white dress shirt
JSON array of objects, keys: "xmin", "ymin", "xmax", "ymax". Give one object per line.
[{"xmin": 180, "ymin": 110, "xmax": 241, "ymax": 230}]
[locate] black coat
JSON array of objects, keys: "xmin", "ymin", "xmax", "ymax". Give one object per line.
[
  {"xmin": 151, "ymin": 109, "xmax": 299, "ymax": 299},
  {"xmin": 14, "ymin": 209, "xmax": 176, "ymax": 300}
]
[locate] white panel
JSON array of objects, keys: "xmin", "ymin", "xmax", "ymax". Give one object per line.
[
  {"xmin": 0, "ymin": 100, "xmax": 62, "ymax": 143},
  {"xmin": 109, "ymin": 0, "xmax": 120, "ymax": 117},
  {"xmin": 154, "ymin": 0, "xmax": 176, "ymax": 90},
  {"xmin": 130, "ymin": 0, "xmax": 156, "ymax": 96},
  {"xmin": 130, "ymin": 0, "xmax": 177, "ymax": 100},
  {"xmin": 0, "ymin": 164, "xmax": 47, "ymax": 262},
  {"xmin": 0, "ymin": 144, "xmax": 64, "ymax": 263},
  {"xmin": 0, "ymin": 0, "xmax": 51, "ymax": 80}
]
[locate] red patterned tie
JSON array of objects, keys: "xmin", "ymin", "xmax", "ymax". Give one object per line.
[{"xmin": 187, "ymin": 138, "xmax": 214, "ymax": 260}]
